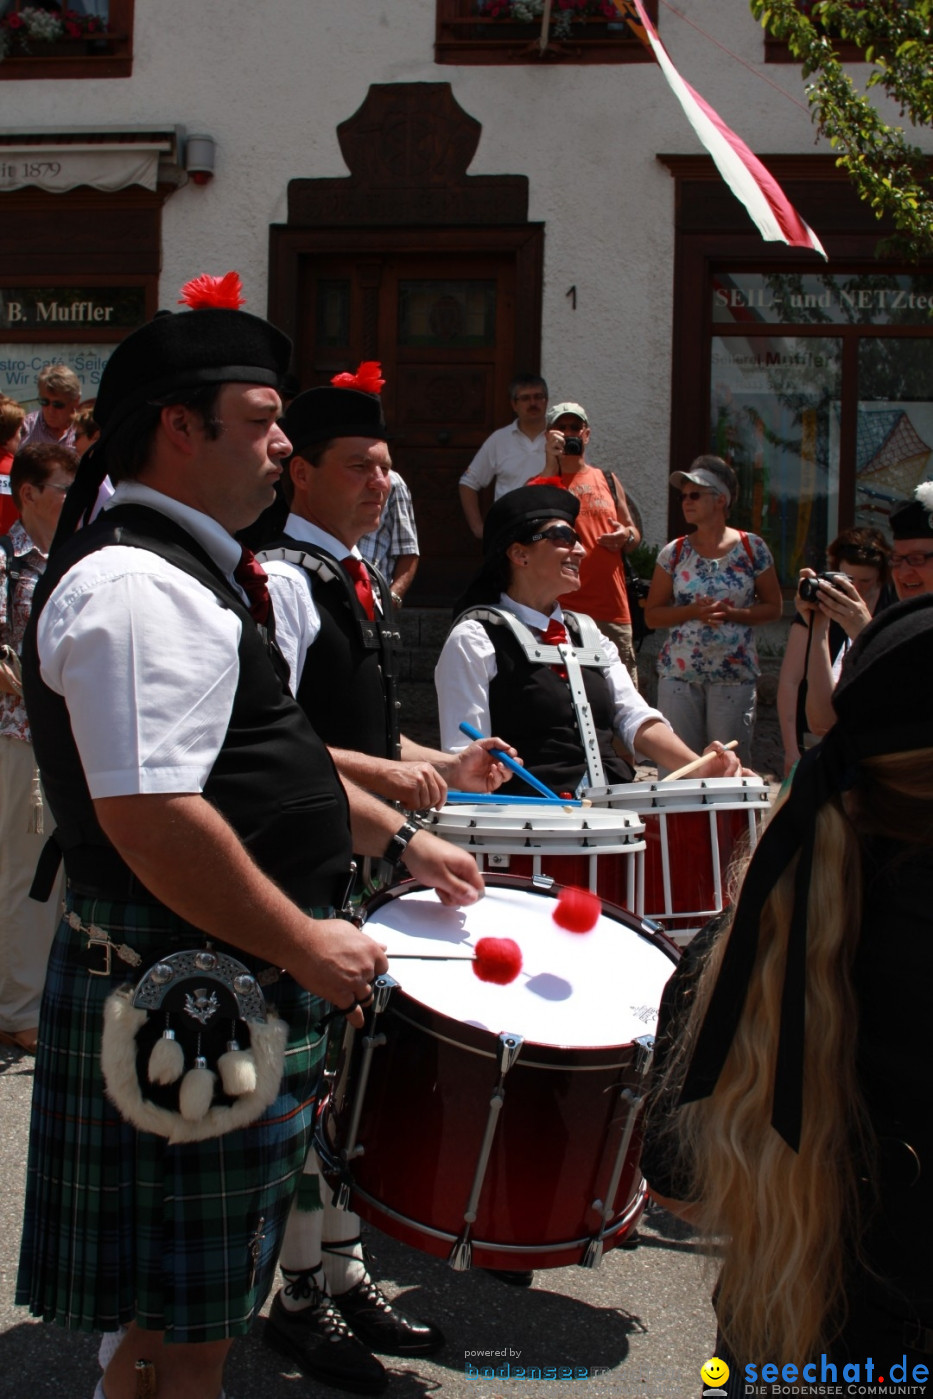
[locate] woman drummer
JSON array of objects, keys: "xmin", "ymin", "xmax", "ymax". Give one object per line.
[
  {"xmin": 640, "ymin": 594, "xmax": 933, "ymax": 1375},
  {"xmin": 435, "ymin": 484, "xmax": 743, "ymax": 796}
]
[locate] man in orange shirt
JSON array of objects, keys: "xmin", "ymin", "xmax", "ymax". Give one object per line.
[{"xmin": 541, "ymin": 401, "xmax": 642, "ymax": 684}]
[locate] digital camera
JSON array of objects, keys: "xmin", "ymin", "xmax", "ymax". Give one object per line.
[
  {"xmin": 799, "ymin": 571, "xmax": 847, "ymax": 602},
  {"xmin": 561, "ymin": 436, "xmax": 584, "ymax": 456}
]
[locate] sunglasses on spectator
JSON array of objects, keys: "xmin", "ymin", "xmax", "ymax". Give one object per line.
[
  {"xmin": 527, "ymin": 525, "xmax": 579, "ymax": 547},
  {"xmin": 680, "ymin": 489, "xmax": 712, "ymax": 501},
  {"xmin": 38, "ymin": 482, "xmax": 71, "ymax": 495},
  {"xmin": 513, "ymin": 392, "xmax": 547, "ymax": 403},
  {"xmin": 890, "ymin": 550, "xmax": 933, "ymax": 569},
  {"xmin": 38, "ymin": 397, "xmax": 74, "ymax": 410}
]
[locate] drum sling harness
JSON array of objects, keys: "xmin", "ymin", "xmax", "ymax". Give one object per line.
[
  {"xmin": 460, "ymin": 605, "xmax": 608, "ymax": 794},
  {"xmin": 258, "ymin": 545, "xmax": 402, "ymax": 762}
]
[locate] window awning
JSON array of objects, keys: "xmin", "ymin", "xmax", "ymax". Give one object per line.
[{"xmin": 0, "ymin": 127, "xmax": 186, "ymax": 193}]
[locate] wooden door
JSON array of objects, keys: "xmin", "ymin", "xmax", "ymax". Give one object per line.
[{"xmin": 296, "ymin": 250, "xmax": 517, "ymax": 603}]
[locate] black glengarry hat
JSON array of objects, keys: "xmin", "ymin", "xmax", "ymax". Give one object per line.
[
  {"xmin": 889, "ymin": 482, "xmax": 933, "ymax": 541},
  {"xmin": 282, "ymin": 362, "xmax": 387, "ymax": 458},
  {"xmin": 482, "ymin": 484, "xmax": 580, "ymax": 560},
  {"xmin": 55, "ymin": 272, "xmax": 292, "ymax": 547}
]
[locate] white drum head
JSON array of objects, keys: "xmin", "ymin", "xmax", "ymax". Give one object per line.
[
  {"xmin": 365, "ymin": 883, "xmax": 674, "ymax": 1051},
  {"xmin": 587, "ymin": 776, "xmax": 771, "ymax": 811}
]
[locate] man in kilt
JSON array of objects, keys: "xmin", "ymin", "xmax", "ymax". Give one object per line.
[{"xmin": 14, "ymin": 274, "xmax": 484, "ymax": 1399}]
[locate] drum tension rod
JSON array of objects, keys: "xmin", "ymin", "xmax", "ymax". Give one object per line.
[
  {"xmin": 448, "ymin": 1030, "xmax": 524, "ymax": 1272},
  {"xmin": 333, "ymin": 974, "xmax": 398, "ymax": 1212},
  {"xmin": 582, "ymin": 1034, "xmax": 655, "ymax": 1270}
]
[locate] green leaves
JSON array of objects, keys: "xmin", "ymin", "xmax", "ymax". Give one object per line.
[{"xmin": 751, "ymin": 0, "xmax": 933, "ymax": 257}]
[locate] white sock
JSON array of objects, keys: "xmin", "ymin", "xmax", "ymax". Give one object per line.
[
  {"xmin": 322, "ymin": 1205, "xmax": 367, "ymax": 1296},
  {"xmin": 98, "ymin": 1328, "xmax": 127, "ymax": 1372}
]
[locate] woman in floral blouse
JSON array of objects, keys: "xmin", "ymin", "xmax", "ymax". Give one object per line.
[
  {"xmin": 644, "ymin": 456, "xmax": 782, "ymax": 770},
  {"xmin": 0, "ymin": 442, "xmax": 76, "ymax": 1054}
]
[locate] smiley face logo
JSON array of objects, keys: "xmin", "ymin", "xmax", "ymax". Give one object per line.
[{"xmin": 701, "ymin": 1357, "xmax": 730, "ymax": 1388}]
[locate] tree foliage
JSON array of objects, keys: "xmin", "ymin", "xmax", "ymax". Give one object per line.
[{"xmin": 750, "ymin": 0, "xmax": 933, "ymax": 257}]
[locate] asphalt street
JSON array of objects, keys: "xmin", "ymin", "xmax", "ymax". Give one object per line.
[{"xmin": 0, "ymin": 1039, "xmax": 717, "ymax": 1399}]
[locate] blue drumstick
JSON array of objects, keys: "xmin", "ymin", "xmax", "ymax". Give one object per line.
[
  {"xmin": 458, "ymin": 721, "xmax": 564, "ymax": 803},
  {"xmin": 445, "ymin": 790, "xmax": 582, "ymax": 807}
]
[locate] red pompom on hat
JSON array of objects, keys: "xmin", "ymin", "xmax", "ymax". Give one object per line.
[
  {"xmin": 331, "ymin": 361, "xmax": 385, "ymax": 395},
  {"xmin": 473, "ymin": 937, "xmax": 523, "ymax": 985},
  {"xmin": 178, "ymin": 271, "xmax": 247, "ymax": 310},
  {"xmin": 552, "ymin": 885, "xmax": 601, "ymax": 934}
]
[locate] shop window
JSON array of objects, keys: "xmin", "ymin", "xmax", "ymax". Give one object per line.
[
  {"xmin": 0, "ymin": 1, "xmax": 133, "ymax": 79},
  {"xmin": 709, "ymin": 271, "xmax": 933, "ymax": 579},
  {"xmin": 435, "ymin": 0, "xmax": 657, "ymax": 65}
]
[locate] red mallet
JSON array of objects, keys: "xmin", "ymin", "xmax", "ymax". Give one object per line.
[
  {"xmin": 553, "ymin": 885, "xmax": 601, "ymax": 934},
  {"xmin": 472, "ymin": 937, "xmax": 523, "ymax": 985}
]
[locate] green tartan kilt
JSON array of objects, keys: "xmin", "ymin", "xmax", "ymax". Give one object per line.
[{"xmin": 15, "ymin": 891, "xmax": 330, "ymax": 1343}]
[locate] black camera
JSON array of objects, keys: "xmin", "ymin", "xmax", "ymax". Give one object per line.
[
  {"xmin": 799, "ymin": 571, "xmax": 847, "ymax": 602},
  {"xmin": 561, "ymin": 436, "xmax": 584, "ymax": 456}
]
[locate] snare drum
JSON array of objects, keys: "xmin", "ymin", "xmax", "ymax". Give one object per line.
[
  {"xmin": 316, "ymin": 876, "xmax": 677, "ymax": 1271},
  {"xmin": 587, "ymin": 776, "xmax": 771, "ymax": 939},
  {"xmin": 423, "ymin": 802, "xmax": 645, "ymax": 911}
]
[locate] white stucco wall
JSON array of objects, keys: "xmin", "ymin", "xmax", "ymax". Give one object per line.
[{"xmin": 3, "ymin": 0, "xmax": 928, "ymax": 543}]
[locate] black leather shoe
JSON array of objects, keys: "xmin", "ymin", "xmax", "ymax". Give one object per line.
[
  {"xmin": 333, "ymin": 1274, "xmax": 445, "ymax": 1357},
  {"xmin": 483, "ymin": 1268, "xmax": 535, "ymax": 1287},
  {"xmin": 263, "ymin": 1291, "xmax": 388, "ymax": 1394}
]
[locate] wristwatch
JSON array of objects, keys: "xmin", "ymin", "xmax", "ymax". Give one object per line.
[
  {"xmin": 382, "ymin": 818, "xmax": 422, "ymax": 869},
  {"xmin": 391, "ymin": 590, "xmax": 403, "ymax": 609}
]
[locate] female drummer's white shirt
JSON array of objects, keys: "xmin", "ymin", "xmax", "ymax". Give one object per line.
[
  {"xmin": 435, "ymin": 594, "xmax": 668, "ymax": 762},
  {"xmin": 37, "ymin": 483, "xmax": 249, "ymax": 801}
]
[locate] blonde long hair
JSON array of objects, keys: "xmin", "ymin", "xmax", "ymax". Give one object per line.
[{"xmin": 654, "ymin": 749, "xmax": 933, "ymax": 1364}]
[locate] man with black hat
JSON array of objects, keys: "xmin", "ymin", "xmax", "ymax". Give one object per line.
[
  {"xmin": 14, "ymin": 278, "xmax": 483, "ymax": 1399},
  {"xmin": 255, "ymin": 368, "xmax": 510, "ymax": 1391},
  {"xmin": 889, "ymin": 483, "xmax": 933, "ymax": 599}
]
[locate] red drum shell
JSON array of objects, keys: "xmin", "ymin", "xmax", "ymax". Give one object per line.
[
  {"xmin": 588, "ymin": 777, "xmax": 771, "ymax": 937},
  {"xmin": 318, "ymin": 876, "xmax": 676, "ymax": 1271}
]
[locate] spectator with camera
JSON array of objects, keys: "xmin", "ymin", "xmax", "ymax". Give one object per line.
[
  {"xmin": 778, "ymin": 528, "xmax": 895, "ymax": 773},
  {"xmin": 533, "ymin": 401, "xmax": 642, "ymax": 684}
]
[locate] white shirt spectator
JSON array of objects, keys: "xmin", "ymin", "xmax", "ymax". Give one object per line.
[{"xmin": 459, "ymin": 421, "xmax": 547, "ymax": 500}]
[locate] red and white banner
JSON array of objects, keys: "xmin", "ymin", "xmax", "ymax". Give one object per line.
[{"xmin": 615, "ymin": 0, "xmax": 826, "ymax": 257}]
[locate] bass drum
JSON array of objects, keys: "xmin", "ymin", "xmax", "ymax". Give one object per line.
[{"xmin": 316, "ymin": 875, "xmax": 677, "ymax": 1272}]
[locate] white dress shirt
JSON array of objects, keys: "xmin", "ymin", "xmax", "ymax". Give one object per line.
[
  {"xmin": 459, "ymin": 421, "xmax": 548, "ymax": 500},
  {"xmin": 37, "ymin": 483, "xmax": 246, "ymax": 800},
  {"xmin": 263, "ymin": 514, "xmax": 369, "ymax": 693},
  {"xmin": 435, "ymin": 594, "xmax": 667, "ymax": 759}
]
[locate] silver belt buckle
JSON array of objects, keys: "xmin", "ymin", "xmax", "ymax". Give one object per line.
[{"xmin": 86, "ymin": 932, "xmax": 112, "ymax": 977}]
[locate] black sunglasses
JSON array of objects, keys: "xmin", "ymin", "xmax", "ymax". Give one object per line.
[
  {"xmin": 680, "ymin": 489, "xmax": 713, "ymax": 501},
  {"xmin": 527, "ymin": 525, "xmax": 579, "ymax": 547},
  {"xmin": 38, "ymin": 397, "xmax": 73, "ymax": 410}
]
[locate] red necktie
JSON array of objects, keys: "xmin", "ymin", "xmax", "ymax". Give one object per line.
[
  {"xmin": 234, "ymin": 546, "xmax": 270, "ymax": 626},
  {"xmin": 341, "ymin": 556, "xmax": 375, "ymax": 621},
  {"xmin": 541, "ymin": 618, "xmax": 568, "ymax": 678},
  {"xmin": 541, "ymin": 619, "xmax": 568, "ymax": 646}
]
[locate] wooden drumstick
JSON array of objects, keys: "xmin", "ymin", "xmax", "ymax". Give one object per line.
[{"xmin": 662, "ymin": 740, "xmax": 739, "ymax": 783}]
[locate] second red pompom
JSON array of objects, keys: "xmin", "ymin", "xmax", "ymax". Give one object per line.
[{"xmin": 552, "ymin": 885, "xmax": 601, "ymax": 933}]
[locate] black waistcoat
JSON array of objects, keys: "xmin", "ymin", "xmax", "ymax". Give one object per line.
[
  {"xmin": 22, "ymin": 504, "xmax": 352, "ymax": 909},
  {"xmin": 272, "ymin": 535, "xmax": 400, "ymax": 761},
  {"xmin": 484, "ymin": 617, "xmax": 633, "ymax": 796}
]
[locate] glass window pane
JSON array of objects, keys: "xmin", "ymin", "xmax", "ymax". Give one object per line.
[
  {"xmin": 857, "ymin": 338, "xmax": 933, "ymax": 532},
  {"xmin": 712, "ymin": 271, "xmax": 933, "ymax": 328},
  {"xmin": 315, "ymin": 280, "xmax": 350, "ymax": 349},
  {"xmin": 398, "ymin": 280, "xmax": 496, "ymax": 348},
  {"xmin": 710, "ymin": 334, "xmax": 843, "ymax": 580}
]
